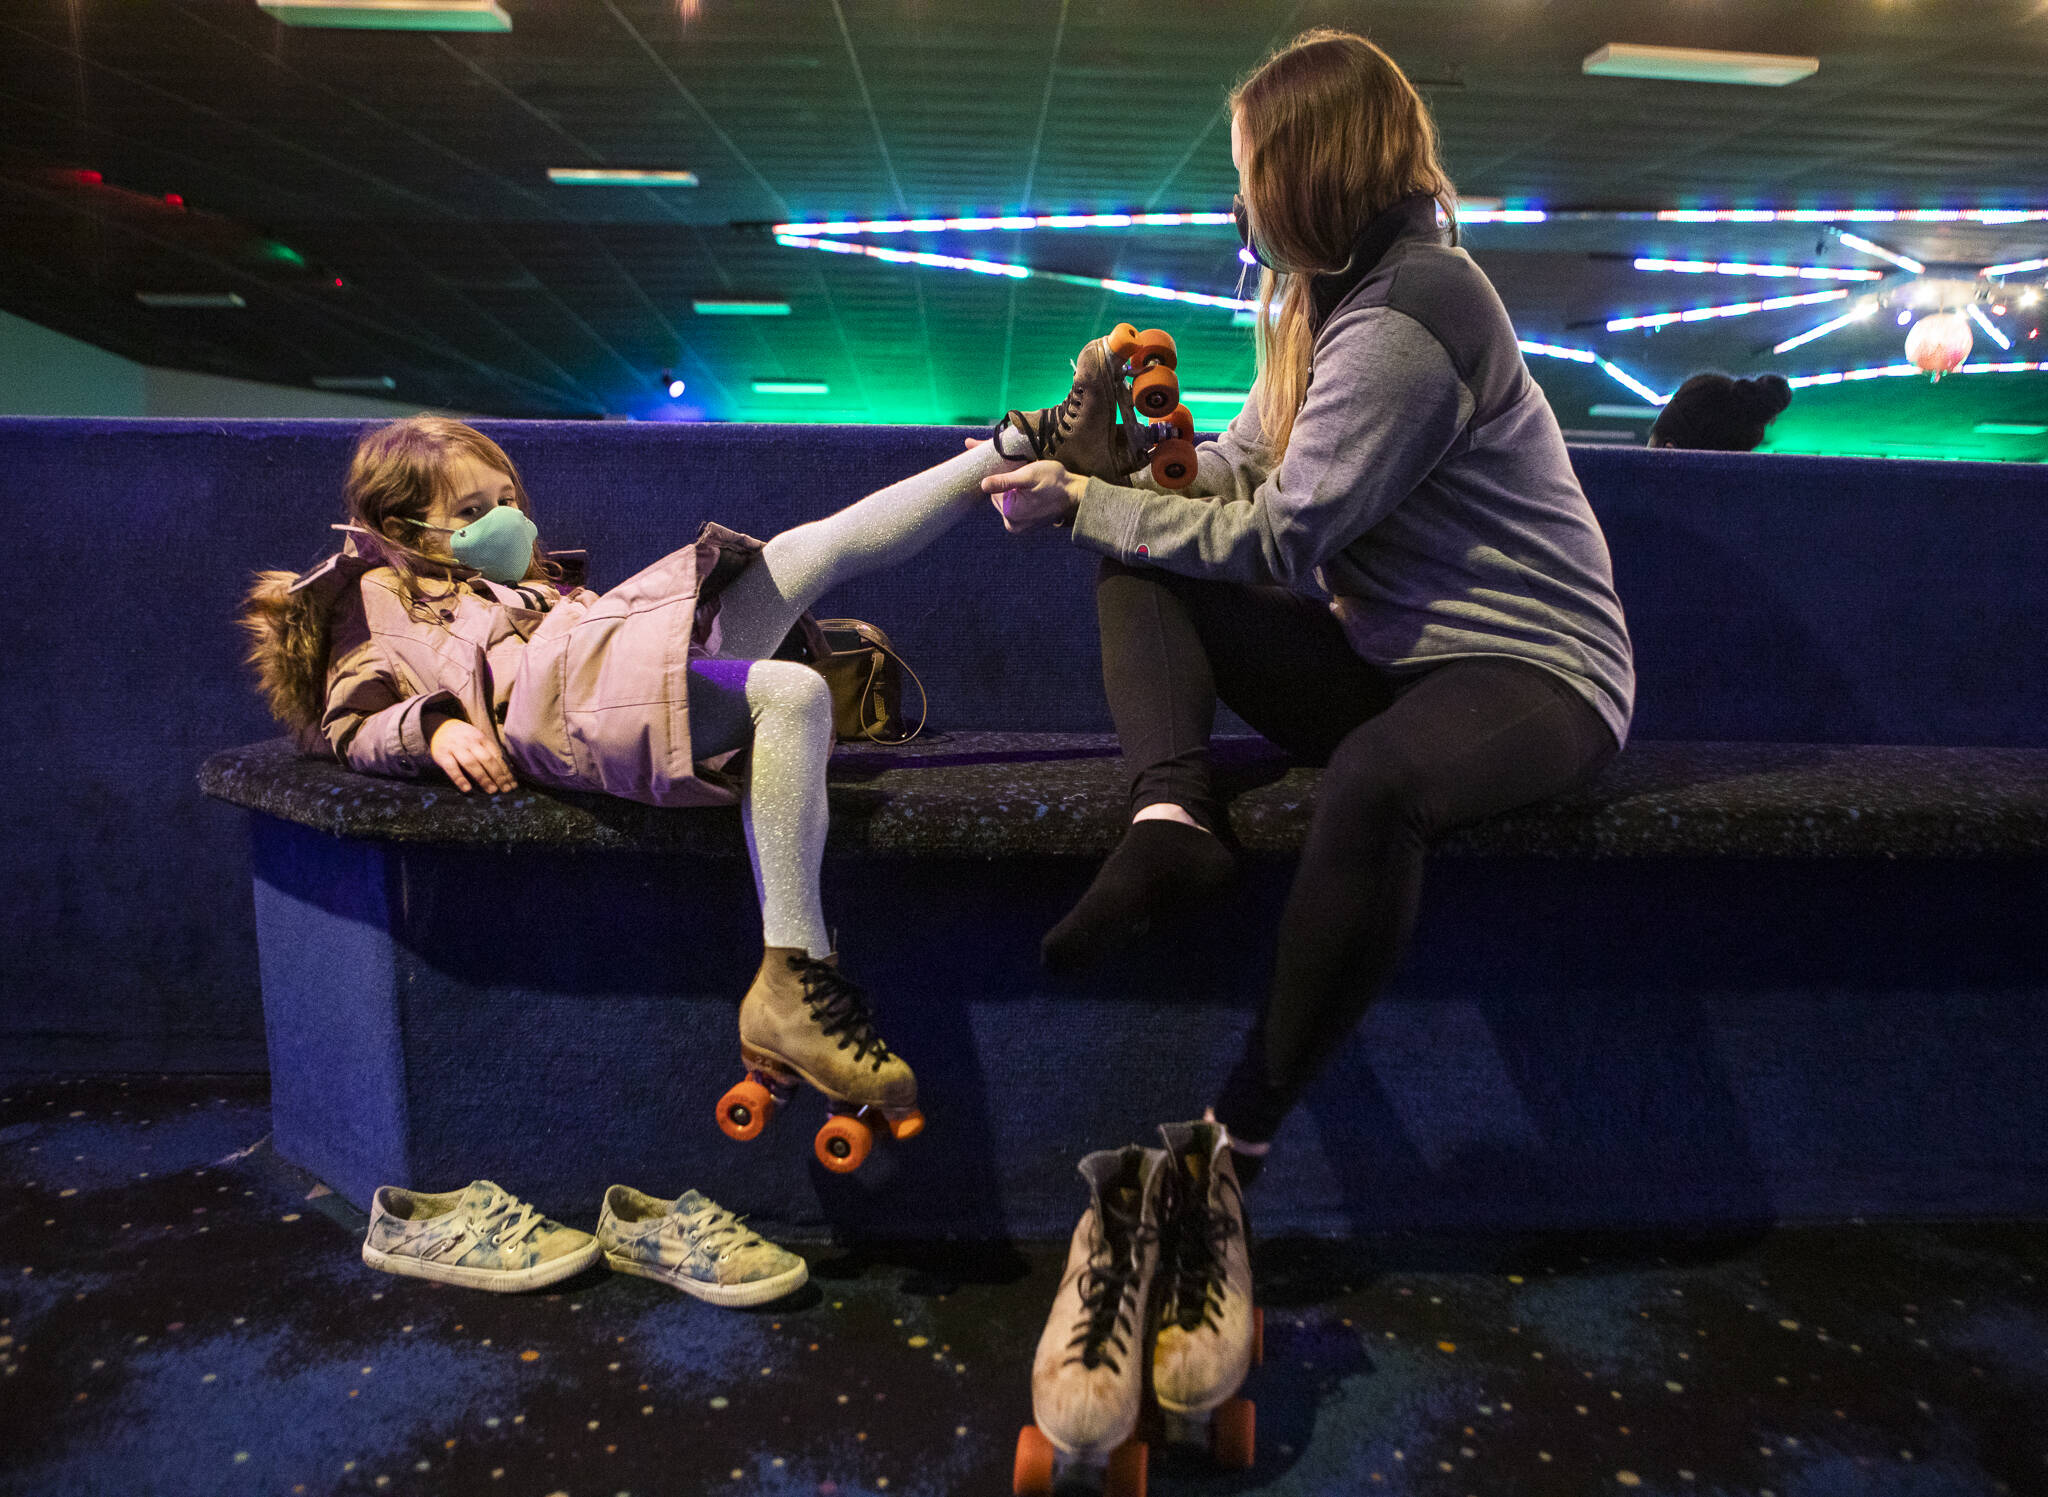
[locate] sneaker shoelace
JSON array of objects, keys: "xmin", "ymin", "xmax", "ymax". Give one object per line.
[
  {"xmin": 675, "ymin": 1200, "xmax": 766, "ymax": 1263},
  {"xmin": 1065, "ymin": 1186, "xmax": 1158, "ymax": 1374},
  {"xmin": 789, "ymin": 955, "xmax": 896, "ymax": 1071},
  {"xmin": 1166, "ymin": 1160, "xmax": 1241, "ymax": 1334},
  {"xmin": 469, "ymin": 1188, "xmax": 546, "ymax": 1254}
]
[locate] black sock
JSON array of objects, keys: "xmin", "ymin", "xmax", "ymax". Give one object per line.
[{"xmin": 1041, "ymin": 819, "xmax": 1236, "ymax": 973}]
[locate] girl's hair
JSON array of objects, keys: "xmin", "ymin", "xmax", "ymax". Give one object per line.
[
  {"xmin": 1232, "ymin": 29, "xmax": 1457, "ymax": 461},
  {"xmin": 238, "ymin": 416, "xmax": 549, "ymax": 746},
  {"xmin": 1649, "ymin": 373, "xmax": 1793, "ymax": 451}
]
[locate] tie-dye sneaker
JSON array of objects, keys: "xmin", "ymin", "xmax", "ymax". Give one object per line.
[
  {"xmin": 597, "ymin": 1185, "xmax": 809, "ymax": 1307},
  {"xmin": 361, "ymin": 1180, "xmax": 600, "ymax": 1293}
]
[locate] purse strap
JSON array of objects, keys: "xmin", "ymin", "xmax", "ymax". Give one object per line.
[{"xmin": 820, "ymin": 618, "xmax": 928, "ymax": 744}]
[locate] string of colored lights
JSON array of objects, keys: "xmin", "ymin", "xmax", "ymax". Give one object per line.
[
  {"xmin": 1606, "ymin": 288, "xmax": 1847, "ymax": 332},
  {"xmin": 1787, "ymin": 360, "xmax": 2046, "ymax": 388},
  {"xmin": 1964, "ymin": 302, "xmax": 2014, "ymax": 351},
  {"xmin": 766, "ymin": 207, "xmax": 2048, "ymax": 235},
  {"xmin": 1632, "ymin": 258, "xmax": 1885, "ymax": 282},
  {"xmin": 773, "ymin": 234, "xmax": 1257, "ymax": 312},
  {"xmin": 1834, "ymin": 232, "xmax": 1925, "ymax": 274},
  {"xmin": 1517, "ymin": 341, "xmax": 1669, "ymax": 404},
  {"xmin": 1773, "ymin": 301, "xmax": 1879, "ymax": 355}
]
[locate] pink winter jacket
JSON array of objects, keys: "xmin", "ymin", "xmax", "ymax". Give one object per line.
[{"xmin": 312, "ymin": 522, "xmax": 775, "ymax": 810}]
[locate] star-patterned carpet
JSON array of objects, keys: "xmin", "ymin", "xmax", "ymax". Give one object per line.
[{"xmin": 3, "ymin": 1074, "xmax": 2045, "ymax": 1497}]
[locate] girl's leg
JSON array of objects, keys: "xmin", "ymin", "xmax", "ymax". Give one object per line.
[
  {"xmin": 687, "ymin": 658, "xmax": 835, "ymax": 958},
  {"xmin": 709, "ymin": 443, "xmax": 1012, "ymax": 662},
  {"xmin": 1212, "ymin": 658, "xmax": 1617, "ymax": 1162},
  {"xmin": 1041, "ymin": 559, "xmax": 1395, "ymax": 971}
]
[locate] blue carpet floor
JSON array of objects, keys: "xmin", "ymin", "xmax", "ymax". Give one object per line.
[{"xmin": 3, "ymin": 1075, "xmax": 2045, "ymax": 1497}]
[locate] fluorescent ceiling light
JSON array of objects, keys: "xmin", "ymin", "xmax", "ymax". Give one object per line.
[
  {"xmin": 549, "ymin": 169, "xmax": 700, "ymax": 188},
  {"xmin": 1966, "ymin": 302, "xmax": 2013, "ymax": 351},
  {"xmin": 1180, "ymin": 391, "xmax": 1250, "ymax": 405},
  {"xmin": 1559, "ymin": 429, "xmax": 1641, "ymax": 443},
  {"xmin": 311, "ymin": 375, "xmax": 397, "ymax": 391},
  {"xmin": 1974, "ymin": 422, "xmax": 2048, "ymax": 435},
  {"xmin": 1786, "ymin": 360, "xmax": 2045, "ymax": 388},
  {"xmin": 1589, "ymin": 405, "xmax": 1662, "ymax": 420},
  {"xmin": 692, "ymin": 300, "xmax": 791, "ymax": 316},
  {"xmin": 257, "ymin": 0, "xmax": 510, "ymax": 30},
  {"xmin": 752, "ymin": 380, "xmax": 829, "ymax": 396},
  {"xmin": 136, "ymin": 291, "xmax": 246, "ymax": 308},
  {"xmin": 1583, "ymin": 44, "xmax": 1817, "ymax": 87},
  {"xmin": 1983, "ymin": 258, "xmax": 2048, "ymax": 278}
]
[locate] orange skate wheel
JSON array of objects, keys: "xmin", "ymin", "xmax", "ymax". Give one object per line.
[
  {"xmin": 1150, "ymin": 438, "xmax": 1198, "ymax": 490},
  {"xmin": 1252, "ymin": 1305, "xmax": 1265, "ymax": 1366},
  {"xmin": 1012, "ymin": 1424, "xmax": 1056, "ymax": 1495},
  {"xmin": 1132, "ymin": 365, "xmax": 1180, "ymax": 417},
  {"xmin": 1211, "ymin": 1397, "xmax": 1256, "ymax": 1470},
  {"xmin": 1162, "ymin": 402, "xmax": 1195, "ymax": 441},
  {"xmin": 1131, "ymin": 328, "xmax": 1177, "ymax": 370},
  {"xmin": 716, "ymin": 1078, "xmax": 776, "ymax": 1142},
  {"xmin": 815, "ymin": 1112, "xmax": 874, "ymax": 1173},
  {"xmin": 1105, "ymin": 1439, "xmax": 1148, "ymax": 1497},
  {"xmin": 884, "ymin": 1107, "xmax": 926, "ymax": 1142},
  {"xmin": 1106, "ymin": 322, "xmax": 1142, "ymax": 360}
]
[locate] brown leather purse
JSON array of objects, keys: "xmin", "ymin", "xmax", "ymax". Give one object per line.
[{"xmin": 812, "ymin": 618, "xmax": 928, "ymax": 744}]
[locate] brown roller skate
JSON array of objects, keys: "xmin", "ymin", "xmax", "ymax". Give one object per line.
[
  {"xmin": 997, "ymin": 324, "xmax": 1200, "ymax": 490},
  {"xmin": 714, "ymin": 949, "xmax": 923, "ymax": 1173}
]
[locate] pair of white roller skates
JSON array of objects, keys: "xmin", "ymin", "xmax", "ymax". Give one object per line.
[{"xmin": 1015, "ymin": 1121, "xmax": 1262, "ymax": 1496}]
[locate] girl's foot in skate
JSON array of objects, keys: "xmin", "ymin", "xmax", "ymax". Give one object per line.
[
  {"xmin": 723, "ymin": 949, "xmax": 923, "ymax": 1172},
  {"xmin": 996, "ymin": 328, "xmax": 1195, "ymax": 488}
]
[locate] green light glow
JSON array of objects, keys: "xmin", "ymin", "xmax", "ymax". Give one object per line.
[
  {"xmin": 1974, "ymin": 422, "xmax": 2048, "ymax": 436},
  {"xmin": 693, "ymin": 300, "xmax": 791, "ymax": 316},
  {"xmin": 752, "ymin": 380, "xmax": 830, "ymax": 396}
]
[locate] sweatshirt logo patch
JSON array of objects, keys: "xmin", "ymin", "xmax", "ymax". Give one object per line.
[{"xmin": 1135, "ymin": 545, "xmax": 1149, "ymax": 556}]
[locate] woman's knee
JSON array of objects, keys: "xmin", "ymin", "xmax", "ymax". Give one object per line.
[{"xmin": 1318, "ymin": 730, "xmax": 1430, "ymax": 837}]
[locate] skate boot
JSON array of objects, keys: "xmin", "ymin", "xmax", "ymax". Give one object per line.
[
  {"xmin": 1150, "ymin": 1119, "xmax": 1262, "ymax": 1469},
  {"xmin": 716, "ymin": 949, "xmax": 923, "ymax": 1173},
  {"xmin": 1014, "ymin": 1145, "xmax": 1171, "ymax": 1496},
  {"xmin": 996, "ymin": 326, "xmax": 1200, "ymax": 490}
]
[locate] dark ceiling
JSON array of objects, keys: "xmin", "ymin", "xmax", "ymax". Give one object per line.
[{"xmin": 3, "ymin": 0, "xmax": 2047, "ymax": 453}]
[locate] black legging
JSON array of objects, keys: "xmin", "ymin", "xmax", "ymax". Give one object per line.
[{"xmin": 1095, "ymin": 556, "xmax": 1618, "ymax": 1141}]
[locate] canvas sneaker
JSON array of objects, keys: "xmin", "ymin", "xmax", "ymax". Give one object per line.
[
  {"xmin": 361, "ymin": 1179, "xmax": 599, "ymax": 1292},
  {"xmin": 597, "ymin": 1184, "xmax": 809, "ymax": 1307}
]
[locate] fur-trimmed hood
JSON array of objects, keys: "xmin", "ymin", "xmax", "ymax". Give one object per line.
[{"xmin": 237, "ymin": 536, "xmax": 382, "ymax": 750}]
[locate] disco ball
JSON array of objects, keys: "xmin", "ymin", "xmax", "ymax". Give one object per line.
[{"xmin": 1904, "ymin": 312, "xmax": 1973, "ymax": 379}]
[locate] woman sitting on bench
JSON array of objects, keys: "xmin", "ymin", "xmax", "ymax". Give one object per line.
[{"xmin": 983, "ymin": 28, "xmax": 1637, "ymax": 1181}]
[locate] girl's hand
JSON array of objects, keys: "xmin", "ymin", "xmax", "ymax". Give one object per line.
[
  {"xmin": 982, "ymin": 460, "xmax": 1085, "ymax": 534},
  {"xmin": 429, "ymin": 715, "xmax": 516, "ymax": 794}
]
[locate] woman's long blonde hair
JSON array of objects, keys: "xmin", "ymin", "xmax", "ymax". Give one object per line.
[{"xmin": 1232, "ymin": 30, "xmax": 1457, "ymax": 460}]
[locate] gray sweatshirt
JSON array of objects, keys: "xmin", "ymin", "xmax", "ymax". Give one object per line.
[{"xmin": 1070, "ymin": 201, "xmax": 1635, "ymax": 748}]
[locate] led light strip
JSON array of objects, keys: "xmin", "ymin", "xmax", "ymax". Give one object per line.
[
  {"xmin": 1657, "ymin": 209, "xmax": 2048, "ymax": 224},
  {"xmin": 775, "ymin": 234, "xmax": 1257, "ymax": 312},
  {"xmin": 1965, "ymin": 302, "xmax": 2013, "ymax": 351},
  {"xmin": 1633, "ymin": 258, "xmax": 1884, "ymax": 282},
  {"xmin": 1834, "ymin": 232, "xmax": 1925, "ymax": 274},
  {"xmin": 1606, "ymin": 287, "xmax": 1847, "ymax": 332},
  {"xmin": 1518, "ymin": 341, "xmax": 1668, "ymax": 404},
  {"xmin": 773, "ymin": 212, "xmax": 1235, "ymax": 235},
  {"xmin": 1787, "ymin": 360, "xmax": 2046, "ymax": 389},
  {"xmin": 1982, "ymin": 257, "xmax": 2048, "ymax": 278},
  {"xmin": 1772, "ymin": 302, "xmax": 1879, "ymax": 355}
]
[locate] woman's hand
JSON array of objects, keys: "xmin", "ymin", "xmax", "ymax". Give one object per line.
[
  {"xmin": 429, "ymin": 715, "xmax": 516, "ymax": 794},
  {"xmin": 982, "ymin": 460, "xmax": 1086, "ymax": 535}
]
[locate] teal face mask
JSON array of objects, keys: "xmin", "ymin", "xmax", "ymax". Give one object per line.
[{"xmin": 403, "ymin": 504, "xmax": 539, "ymax": 583}]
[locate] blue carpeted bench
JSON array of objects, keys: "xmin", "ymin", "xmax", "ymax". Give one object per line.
[
  {"xmin": 197, "ymin": 731, "xmax": 2048, "ymax": 1239},
  {"xmin": 4, "ymin": 417, "xmax": 2046, "ymax": 1238}
]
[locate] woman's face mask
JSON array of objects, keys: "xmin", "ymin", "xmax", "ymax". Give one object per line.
[{"xmin": 403, "ymin": 502, "xmax": 539, "ymax": 583}]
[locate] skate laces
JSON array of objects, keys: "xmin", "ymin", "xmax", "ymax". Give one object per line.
[
  {"xmin": 1166, "ymin": 1152, "xmax": 1239, "ymax": 1333},
  {"xmin": 1066, "ymin": 1184, "xmax": 1157, "ymax": 1374},
  {"xmin": 789, "ymin": 955, "xmax": 895, "ymax": 1070},
  {"xmin": 677, "ymin": 1200, "xmax": 764, "ymax": 1260}
]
